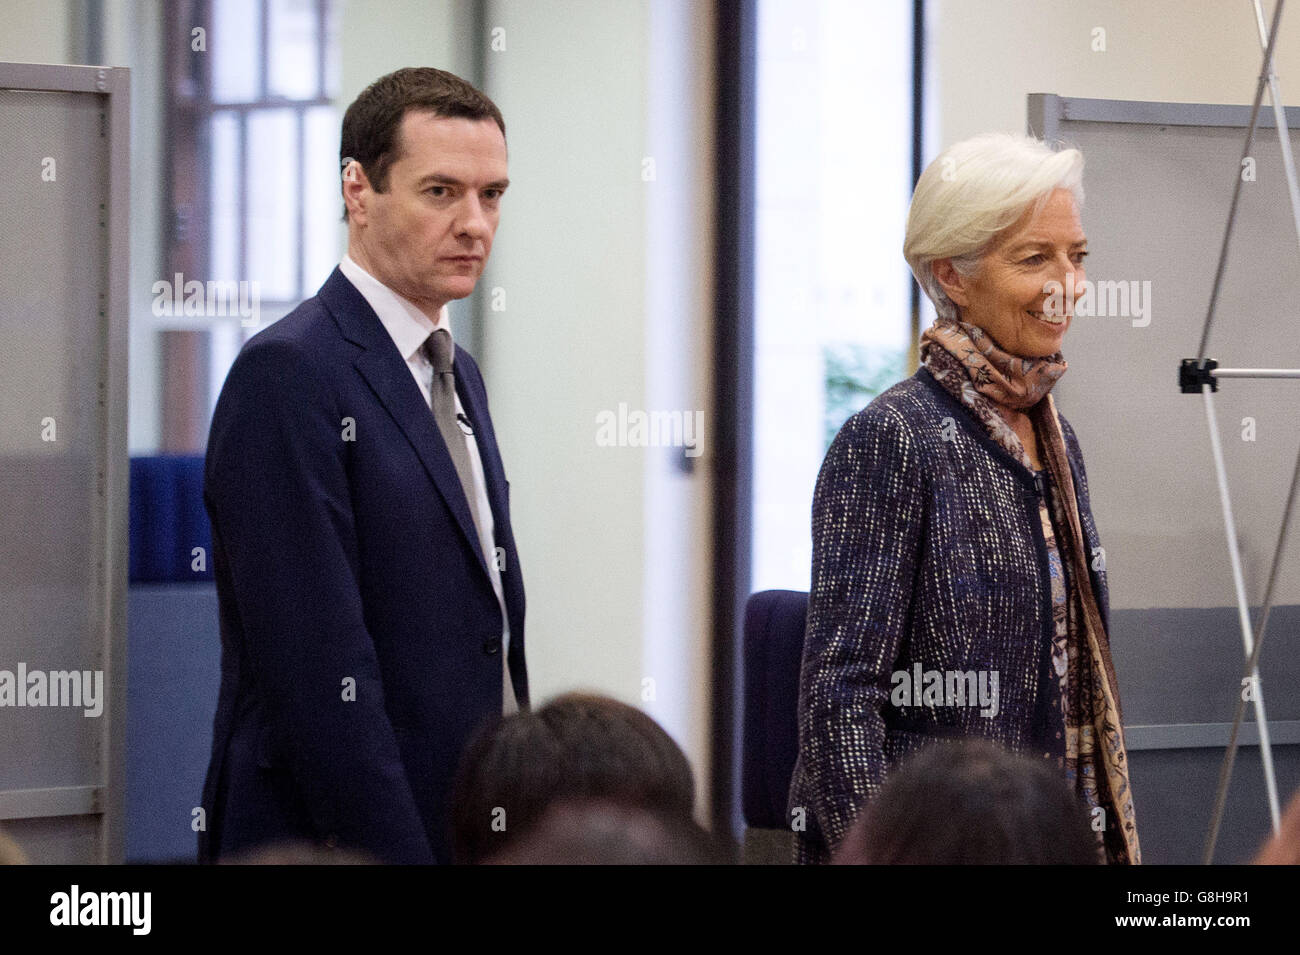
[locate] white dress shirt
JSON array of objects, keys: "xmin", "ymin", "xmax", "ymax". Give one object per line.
[{"xmin": 337, "ymin": 254, "xmax": 511, "ymax": 660}]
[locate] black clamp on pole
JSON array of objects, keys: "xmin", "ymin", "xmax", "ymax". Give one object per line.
[{"xmin": 1180, "ymin": 358, "xmax": 1219, "ymax": 393}]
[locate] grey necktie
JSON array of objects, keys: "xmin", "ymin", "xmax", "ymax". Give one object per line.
[{"xmin": 420, "ymin": 328, "xmax": 517, "ymax": 715}]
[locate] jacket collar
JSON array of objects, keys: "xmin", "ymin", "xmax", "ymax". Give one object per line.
[
  {"xmin": 316, "ymin": 266, "xmax": 493, "ymax": 582},
  {"xmin": 914, "ymin": 366, "xmax": 1044, "ymax": 494}
]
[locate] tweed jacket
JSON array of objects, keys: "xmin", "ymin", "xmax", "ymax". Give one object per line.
[{"xmin": 787, "ymin": 365, "xmax": 1110, "ymax": 863}]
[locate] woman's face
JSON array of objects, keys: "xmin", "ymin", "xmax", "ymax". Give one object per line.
[{"xmin": 938, "ymin": 188, "xmax": 1088, "ymax": 358}]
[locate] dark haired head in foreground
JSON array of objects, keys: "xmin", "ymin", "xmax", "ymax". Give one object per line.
[
  {"xmin": 0, "ymin": 826, "xmax": 27, "ymax": 864},
  {"xmin": 834, "ymin": 740, "xmax": 1101, "ymax": 865},
  {"xmin": 483, "ymin": 799, "xmax": 730, "ymax": 865},
  {"xmin": 221, "ymin": 841, "xmax": 378, "ymax": 865},
  {"xmin": 451, "ymin": 692, "xmax": 710, "ymax": 864}
]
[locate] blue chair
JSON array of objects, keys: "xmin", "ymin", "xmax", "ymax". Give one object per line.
[
  {"xmin": 127, "ymin": 455, "xmax": 220, "ymax": 862},
  {"xmin": 741, "ymin": 589, "xmax": 808, "ymax": 864}
]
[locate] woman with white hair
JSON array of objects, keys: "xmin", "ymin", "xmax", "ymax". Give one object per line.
[{"xmin": 788, "ymin": 132, "xmax": 1140, "ymax": 865}]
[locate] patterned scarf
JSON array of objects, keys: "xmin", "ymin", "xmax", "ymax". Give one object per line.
[{"xmin": 919, "ymin": 317, "xmax": 1141, "ymax": 865}]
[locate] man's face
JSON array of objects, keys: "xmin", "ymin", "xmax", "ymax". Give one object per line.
[{"xmin": 350, "ymin": 111, "xmax": 508, "ymax": 312}]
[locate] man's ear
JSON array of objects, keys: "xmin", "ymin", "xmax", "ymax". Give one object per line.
[
  {"xmin": 341, "ymin": 160, "xmax": 371, "ymax": 224},
  {"xmin": 931, "ymin": 258, "xmax": 972, "ymax": 308}
]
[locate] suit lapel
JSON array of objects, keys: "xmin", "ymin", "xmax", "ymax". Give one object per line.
[{"xmin": 320, "ymin": 269, "xmax": 491, "ymax": 580}]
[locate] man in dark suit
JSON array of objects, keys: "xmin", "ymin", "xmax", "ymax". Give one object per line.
[{"xmin": 199, "ymin": 68, "xmax": 527, "ymax": 865}]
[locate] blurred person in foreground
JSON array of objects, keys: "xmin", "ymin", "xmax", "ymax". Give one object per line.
[
  {"xmin": 0, "ymin": 826, "xmax": 27, "ymax": 864},
  {"xmin": 450, "ymin": 692, "xmax": 722, "ymax": 863},
  {"xmin": 1252, "ymin": 786, "xmax": 1300, "ymax": 865},
  {"xmin": 482, "ymin": 799, "xmax": 729, "ymax": 865},
  {"xmin": 789, "ymin": 133, "xmax": 1138, "ymax": 865},
  {"xmin": 222, "ymin": 841, "xmax": 377, "ymax": 865},
  {"xmin": 833, "ymin": 740, "xmax": 1100, "ymax": 865}
]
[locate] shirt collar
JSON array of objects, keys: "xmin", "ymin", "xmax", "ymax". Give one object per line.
[{"xmin": 338, "ymin": 253, "xmax": 451, "ymax": 362}]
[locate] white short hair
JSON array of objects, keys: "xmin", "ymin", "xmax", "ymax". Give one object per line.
[{"xmin": 904, "ymin": 133, "xmax": 1084, "ymax": 322}]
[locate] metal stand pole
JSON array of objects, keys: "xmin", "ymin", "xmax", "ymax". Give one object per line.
[{"xmin": 1193, "ymin": 0, "xmax": 1297, "ymax": 862}]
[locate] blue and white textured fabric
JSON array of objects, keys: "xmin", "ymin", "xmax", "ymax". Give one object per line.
[{"xmin": 787, "ymin": 365, "xmax": 1110, "ymax": 864}]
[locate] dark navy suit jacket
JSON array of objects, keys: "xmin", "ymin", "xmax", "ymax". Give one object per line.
[{"xmin": 198, "ymin": 267, "xmax": 527, "ymax": 864}]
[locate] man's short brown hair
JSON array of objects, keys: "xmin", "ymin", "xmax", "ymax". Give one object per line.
[{"xmin": 339, "ymin": 67, "xmax": 505, "ymax": 219}]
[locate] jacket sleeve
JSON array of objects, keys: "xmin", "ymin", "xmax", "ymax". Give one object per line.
[
  {"xmin": 794, "ymin": 403, "xmax": 926, "ymax": 854},
  {"xmin": 205, "ymin": 336, "xmax": 436, "ymax": 864}
]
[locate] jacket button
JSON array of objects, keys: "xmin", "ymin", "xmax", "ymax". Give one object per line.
[
  {"xmin": 324, "ymin": 834, "xmax": 338, "ymax": 848},
  {"xmin": 483, "ymin": 635, "xmax": 501, "ymax": 655}
]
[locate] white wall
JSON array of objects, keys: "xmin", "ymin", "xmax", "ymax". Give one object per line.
[
  {"xmin": 480, "ymin": 0, "xmax": 716, "ymax": 811},
  {"xmin": 339, "ymin": 0, "xmax": 469, "ymax": 123},
  {"xmin": 0, "ymin": 1, "xmax": 74, "ymax": 64},
  {"xmin": 934, "ymin": 0, "xmax": 1300, "ymax": 146},
  {"xmin": 480, "ymin": 0, "xmax": 649, "ymax": 723},
  {"xmin": 641, "ymin": 0, "xmax": 716, "ymax": 812}
]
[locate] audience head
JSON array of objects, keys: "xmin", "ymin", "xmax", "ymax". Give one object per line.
[
  {"xmin": 482, "ymin": 799, "xmax": 731, "ymax": 865},
  {"xmin": 833, "ymin": 739, "xmax": 1100, "ymax": 865},
  {"xmin": 1252, "ymin": 785, "xmax": 1300, "ymax": 865},
  {"xmin": 221, "ymin": 840, "xmax": 378, "ymax": 865},
  {"xmin": 451, "ymin": 692, "xmax": 698, "ymax": 864}
]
